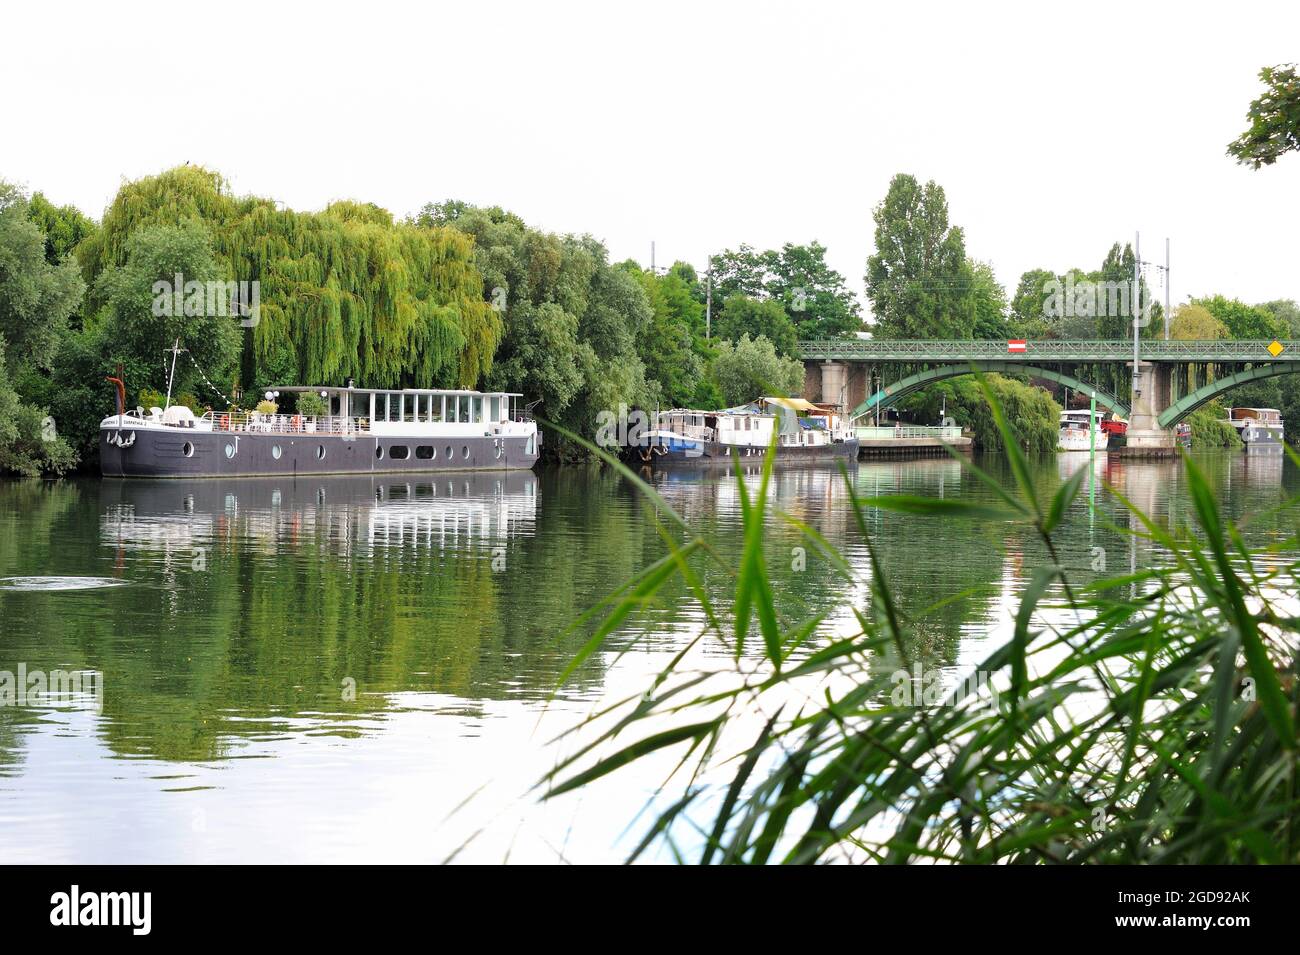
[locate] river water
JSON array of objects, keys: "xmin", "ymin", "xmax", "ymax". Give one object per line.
[{"xmin": 0, "ymin": 452, "xmax": 1294, "ymax": 863}]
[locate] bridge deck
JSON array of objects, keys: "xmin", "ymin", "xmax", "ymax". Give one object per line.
[{"xmin": 799, "ymin": 340, "xmax": 1296, "ymax": 362}]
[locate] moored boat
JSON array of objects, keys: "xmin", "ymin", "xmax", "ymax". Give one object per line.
[
  {"xmin": 1225, "ymin": 407, "xmax": 1284, "ymax": 454},
  {"xmin": 99, "ymin": 381, "xmax": 541, "ymax": 478},
  {"xmin": 1058, "ymin": 409, "xmax": 1110, "ymax": 452},
  {"xmin": 630, "ymin": 397, "xmax": 859, "ymax": 470}
]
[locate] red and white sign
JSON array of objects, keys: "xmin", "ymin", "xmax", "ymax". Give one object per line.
[{"xmin": 1007, "ymin": 340, "xmax": 1027, "ymax": 353}]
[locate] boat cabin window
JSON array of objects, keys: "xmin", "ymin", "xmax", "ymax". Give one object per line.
[
  {"xmin": 472, "ymin": 396, "xmax": 483, "ymax": 424},
  {"xmin": 459, "ymin": 395, "xmax": 471, "ymax": 423},
  {"xmin": 489, "ymin": 396, "xmax": 501, "ymax": 422}
]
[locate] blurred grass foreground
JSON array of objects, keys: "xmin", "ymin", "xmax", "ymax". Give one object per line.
[{"xmin": 541, "ymin": 387, "xmax": 1300, "ymax": 864}]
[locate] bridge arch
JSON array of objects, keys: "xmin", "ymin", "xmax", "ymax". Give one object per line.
[
  {"xmin": 850, "ymin": 362, "xmax": 1129, "ymax": 422},
  {"xmin": 1157, "ymin": 364, "xmax": 1297, "ymax": 428}
]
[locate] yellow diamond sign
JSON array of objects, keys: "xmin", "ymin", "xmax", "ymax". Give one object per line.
[{"xmin": 1268, "ymin": 340, "xmax": 1285, "ymax": 357}]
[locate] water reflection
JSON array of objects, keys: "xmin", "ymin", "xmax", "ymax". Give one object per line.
[
  {"xmin": 101, "ymin": 472, "xmax": 538, "ymax": 558},
  {"xmin": 0, "ymin": 452, "xmax": 1296, "ymax": 862}
]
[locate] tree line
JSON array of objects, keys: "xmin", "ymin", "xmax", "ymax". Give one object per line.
[{"xmin": 1, "ymin": 61, "xmax": 1297, "ymax": 475}]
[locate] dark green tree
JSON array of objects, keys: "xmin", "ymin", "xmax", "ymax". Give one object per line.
[
  {"xmin": 715, "ymin": 295, "xmax": 798, "ymax": 357},
  {"xmin": 865, "ymin": 174, "xmax": 973, "ymax": 340}
]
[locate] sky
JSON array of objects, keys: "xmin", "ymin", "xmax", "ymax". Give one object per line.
[{"xmin": 4, "ymin": 0, "xmax": 1298, "ymax": 318}]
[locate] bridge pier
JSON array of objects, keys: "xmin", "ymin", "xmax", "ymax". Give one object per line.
[
  {"xmin": 1125, "ymin": 361, "xmax": 1175, "ymax": 451},
  {"xmin": 819, "ymin": 361, "xmax": 847, "ymax": 409}
]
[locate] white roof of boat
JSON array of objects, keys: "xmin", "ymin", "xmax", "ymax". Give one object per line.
[{"xmin": 274, "ymin": 385, "xmax": 522, "ymax": 396}]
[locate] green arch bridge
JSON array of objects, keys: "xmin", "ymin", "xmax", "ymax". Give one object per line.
[{"xmin": 798, "ymin": 339, "xmax": 1298, "ymax": 446}]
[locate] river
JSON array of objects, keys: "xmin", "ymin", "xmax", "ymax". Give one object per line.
[{"xmin": 0, "ymin": 451, "xmax": 1294, "ymax": 862}]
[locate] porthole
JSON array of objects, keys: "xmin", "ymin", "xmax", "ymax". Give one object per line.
[
  {"xmin": 462, "ymin": 445, "xmax": 469, "ymax": 459},
  {"xmin": 445, "ymin": 445, "xmax": 453, "ymax": 459},
  {"xmin": 390, "ymin": 446, "xmax": 409, "ymax": 460},
  {"xmin": 376, "ymin": 445, "xmax": 385, "ymax": 460},
  {"xmin": 271, "ymin": 445, "xmax": 282, "ymax": 460},
  {"xmin": 416, "ymin": 446, "xmax": 434, "ymax": 460},
  {"xmin": 224, "ymin": 443, "xmax": 236, "ymax": 459},
  {"xmin": 182, "ymin": 442, "xmax": 194, "ymax": 458},
  {"xmin": 316, "ymin": 445, "xmax": 326, "ymax": 460},
  {"xmin": 495, "ymin": 440, "xmax": 503, "ymax": 460}
]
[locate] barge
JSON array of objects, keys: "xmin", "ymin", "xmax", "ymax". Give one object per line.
[{"xmin": 100, "ymin": 382, "xmax": 540, "ymax": 478}]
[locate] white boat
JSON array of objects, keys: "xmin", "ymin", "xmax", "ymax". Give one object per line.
[{"xmin": 1058, "ymin": 409, "xmax": 1109, "ymax": 452}]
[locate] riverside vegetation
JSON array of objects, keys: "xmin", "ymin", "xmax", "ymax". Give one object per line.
[{"xmin": 542, "ymin": 388, "xmax": 1300, "ymax": 863}]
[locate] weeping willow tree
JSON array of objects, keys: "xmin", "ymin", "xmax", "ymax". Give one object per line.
[{"xmin": 78, "ymin": 166, "xmax": 500, "ymax": 391}]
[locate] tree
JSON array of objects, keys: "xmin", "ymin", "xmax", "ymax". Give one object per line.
[
  {"xmin": 26, "ymin": 192, "xmax": 98, "ymax": 266},
  {"xmin": 968, "ymin": 260, "xmax": 1009, "ymax": 340},
  {"xmin": 715, "ymin": 295, "xmax": 798, "ymax": 356},
  {"xmin": 622, "ymin": 261, "xmax": 705, "ymax": 408},
  {"xmin": 0, "ymin": 182, "xmax": 85, "ymax": 372},
  {"xmin": 1259, "ymin": 299, "xmax": 1300, "ymax": 337},
  {"xmin": 92, "ymin": 221, "xmax": 242, "ymax": 408},
  {"xmin": 420, "ymin": 200, "xmax": 660, "ymax": 457},
  {"xmin": 763, "ymin": 242, "xmax": 862, "ymax": 339},
  {"xmin": 865, "ymin": 174, "xmax": 973, "ymax": 339},
  {"xmin": 1169, "ymin": 303, "xmax": 1228, "ymax": 340},
  {"xmin": 1008, "ymin": 268, "xmax": 1059, "ymax": 339},
  {"xmin": 0, "ymin": 183, "xmax": 83, "ymax": 475},
  {"xmin": 1228, "ymin": 64, "xmax": 1300, "ymax": 168},
  {"xmin": 81, "ymin": 166, "xmax": 500, "ymax": 392},
  {"xmin": 1194, "ymin": 295, "xmax": 1286, "ymax": 340},
  {"xmin": 708, "ymin": 243, "xmax": 862, "ymax": 339},
  {"xmin": 711, "ymin": 334, "xmax": 805, "ymax": 407}
]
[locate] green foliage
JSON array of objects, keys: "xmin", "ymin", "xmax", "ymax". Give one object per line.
[
  {"xmin": 715, "ymin": 295, "xmax": 798, "ymax": 357},
  {"xmin": 295, "ymin": 392, "xmax": 329, "ymax": 417},
  {"xmin": 710, "ymin": 242, "xmax": 862, "ymax": 339},
  {"xmin": 420, "ymin": 200, "xmax": 658, "ymax": 458},
  {"xmin": 899, "ymin": 374, "xmax": 1060, "ymax": 451},
  {"xmin": 1170, "ymin": 303, "xmax": 1228, "ymax": 340},
  {"xmin": 80, "ymin": 166, "xmax": 500, "ymax": 393},
  {"xmin": 1187, "ymin": 402, "xmax": 1242, "ymax": 449},
  {"xmin": 0, "ymin": 339, "xmax": 76, "ymax": 476},
  {"xmin": 1259, "ymin": 298, "xmax": 1300, "ymax": 337},
  {"xmin": 0, "ymin": 181, "xmax": 86, "ymax": 371},
  {"xmin": 0, "ymin": 182, "xmax": 87, "ymax": 475},
  {"xmin": 711, "ymin": 334, "xmax": 805, "ymax": 407},
  {"xmin": 866, "ymin": 174, "xmax": 973, "ymax": 340},
  {"xmin": 1194, "ymin": 294, "xmax": 1286, "ymax": 340},
  {"xmin": 623, "ymin": 262, "xmax": 705, "ymax": 408},
  {"xmin": 26, "ymin": 191, "xmax": 98, "ymax": 267},
  {"xmin": 91, "ymin": 221, "xmax": 241, "ymax": 408},
  {"xmin": 1228, "ymin": 63, "xmax": 1300, "ymax": 168},
  {"xmin": 968, "ymin": 259, "xmax": 1010, "ymax": 340}
]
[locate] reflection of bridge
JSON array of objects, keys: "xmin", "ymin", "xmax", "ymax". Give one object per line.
[{"xmin": 800, "ymin": 339, "xmax": 1299, "ymax": 448}]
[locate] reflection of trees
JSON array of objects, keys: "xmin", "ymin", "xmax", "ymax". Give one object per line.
[
  {"xmin": 2, "ymin": 452, "xmax": 1292, "ymax": 765},
  {"xmin": 3, "ymin": 471, "xmax": 676, "ymax": 763}
]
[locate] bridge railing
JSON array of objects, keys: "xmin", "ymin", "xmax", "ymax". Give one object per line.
[{"xmin": 798, "ymin": 340, "xmax": 1298, "ymax": 362}]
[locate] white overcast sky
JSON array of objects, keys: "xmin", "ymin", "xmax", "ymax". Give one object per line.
[{"xmin": 5, "ymin": 0, "xmax": 1298, "ymax": 316}]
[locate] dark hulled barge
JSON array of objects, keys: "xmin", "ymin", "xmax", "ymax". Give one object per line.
[{"xmin": 100, "ymin": 384, "xmax": 540, "ymax": 478}]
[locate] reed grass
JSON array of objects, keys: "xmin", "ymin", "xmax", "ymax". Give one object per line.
[{"xmin": 541, "ymin": 386, "xmax": 1300, "ymax": 864}]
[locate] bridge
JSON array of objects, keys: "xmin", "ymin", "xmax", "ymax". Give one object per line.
[{"xmin": 798, "ymin": 339, "xmax": 1298, "ymax": 449}]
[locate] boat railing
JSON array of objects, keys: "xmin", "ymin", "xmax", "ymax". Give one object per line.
[
  {"xmin": 855, "ymin": 425, "xmax": 964, "ymax": 440},
  {"xmin": 202, "ymin": 411, "xmax": 371, "ymax": 435}
]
